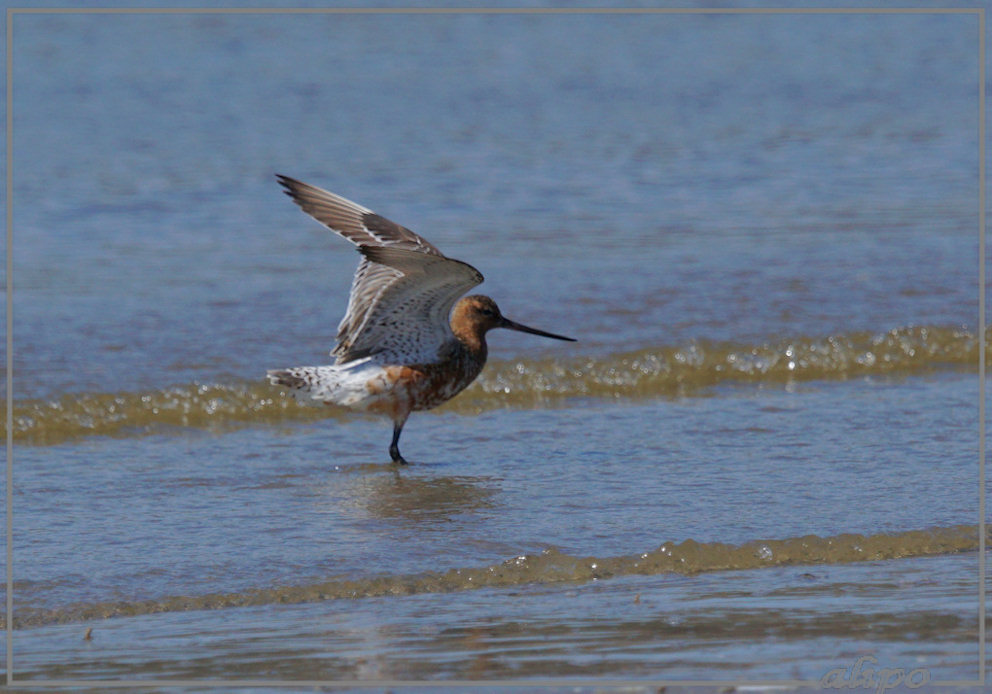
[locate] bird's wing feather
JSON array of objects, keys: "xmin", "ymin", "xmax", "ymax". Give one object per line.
[
  {"xmin": 276, "ymin": 175, "xmax": 453, "ymax": 358},
  {"xmin": 334, "ymin": 246, "xmax": 483, "ymax": 364},
  {"xmin": 333, "ymin": 257, "xmax": 403, "ymax": 359},
  {"xmin": 276, "ymin": 175, "xmax": 442, "ymax": 255}
]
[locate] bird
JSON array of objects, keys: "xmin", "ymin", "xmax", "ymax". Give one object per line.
[{"xmin": 266, "ymin": 175, "xmax": 575, "ymax": 464}]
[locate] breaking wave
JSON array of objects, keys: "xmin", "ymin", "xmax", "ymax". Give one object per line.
[
  {"xmin": 5, "ymin": 324, "xmax": 982, "ymax": 445},
  {"xmin": 6, "ymin": 524, "xmax": 982, "ymax": 628}
]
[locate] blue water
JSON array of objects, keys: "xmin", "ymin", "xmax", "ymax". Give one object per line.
[{"xmin": 8, "ymin": 10, "xmax": 979, "ymax": 396}]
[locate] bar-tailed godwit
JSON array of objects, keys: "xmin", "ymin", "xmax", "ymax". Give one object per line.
[{"xmin": 267, "ymin": 176, "xmax": 575, "ymax": 464}]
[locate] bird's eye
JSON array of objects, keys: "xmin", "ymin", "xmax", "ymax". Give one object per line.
[{"xmin": 480, "ymin": 308, "xmax": 495, "ymax": 317}]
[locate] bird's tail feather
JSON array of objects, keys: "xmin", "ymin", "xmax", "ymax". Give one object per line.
[
  {"xmin": 266, "ymin": 369, "xmax": 308, "ymax": 390},
  {"xmin": 266, "ymin": 361, "xmax": 375, "ymax": 408},
  {"xmin": 266, "ymin": 367, "xmax": 326, "ymax": 402}
]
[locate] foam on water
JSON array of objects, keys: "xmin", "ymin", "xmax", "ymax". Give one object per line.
[
  {"xmin": 7, "ymin": 324, "xmax": 982, "ymax": 445},
  {"xmin": 6, "ymin": 524, "xmax": 981, "ymax": 629}
]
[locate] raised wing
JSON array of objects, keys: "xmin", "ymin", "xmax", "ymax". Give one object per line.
[
  {"xmin": 276, "ymin": 175, "xmax": 455, "ymax": 361},
  {"xmin": 276, "ymin": 175, "xmax": 442, "ymax": 255},
  {"xmin": 337, "ymin": 246, "xmax": 483, "ymax": 364}
]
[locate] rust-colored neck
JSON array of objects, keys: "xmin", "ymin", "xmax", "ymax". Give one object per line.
[
  {"xmin": 450, "ymin": 315, "xmax": 488, "ymax": 361},
  {"xmin": 450, "ymin": 295, "xmax": 505, "ymax": 365}
]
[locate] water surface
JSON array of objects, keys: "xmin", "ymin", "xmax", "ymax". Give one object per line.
[{"xmin": 3, "ymin": 8, "xmax": 986, "ymax": 689}]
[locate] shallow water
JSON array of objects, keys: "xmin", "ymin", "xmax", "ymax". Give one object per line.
[
  {"xmin": 5, "ymin": 553, "xmax": 984, "ymax": 685},
  {"xmin": 3, "ymin": 7, "xmax": 987, "ymax": 688}
]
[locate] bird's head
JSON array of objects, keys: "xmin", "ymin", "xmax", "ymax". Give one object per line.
[{"xmin": 451, "ymin": 295, "xmax": 575, "ymax": 349}]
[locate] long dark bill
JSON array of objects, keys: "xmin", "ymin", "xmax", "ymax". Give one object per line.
[{"xmin": 501, "ymin": 318, "xmax": 576, "ymax": 342}]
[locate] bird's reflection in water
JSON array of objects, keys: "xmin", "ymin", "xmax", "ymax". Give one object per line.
[
  {"xmin": 330, "ymin": 466, "xmax": 500, "ymax": 523},
  {"xmin": 365, "ymin": 473, "xmax": 499, "ymax": 521}
]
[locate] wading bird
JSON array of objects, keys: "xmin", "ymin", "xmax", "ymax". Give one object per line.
[{"xmin": 266, "ymin": 176, "xmax": 575, "ymax": 464}]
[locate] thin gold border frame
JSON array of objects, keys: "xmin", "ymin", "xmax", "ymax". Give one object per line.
[{"xmin": 3, "ymin": 5, "xmax": 986, "ymax": 690}]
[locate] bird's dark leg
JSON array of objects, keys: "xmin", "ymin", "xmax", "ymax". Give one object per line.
[{"xmin": 389, "ymin": 417, "xmax": 409, "ymax": 465}]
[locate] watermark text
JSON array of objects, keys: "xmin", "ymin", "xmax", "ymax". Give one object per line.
[{"xmin": 821, "ymin": 655, "xmax": 929, "ymax": 694}]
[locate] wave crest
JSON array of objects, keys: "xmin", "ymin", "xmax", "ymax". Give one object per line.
[
  {"xmin": 6, "ymin": 324, "xmax": 981, "ymax": 445},
  {"xmin": 7, "ymin": 524, "xmax": 981, "ymax": 628}
]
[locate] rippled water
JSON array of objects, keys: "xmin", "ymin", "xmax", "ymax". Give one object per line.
[{"xmin": 3, "ymin": 7, "xmax": 986, "ymax": 689}]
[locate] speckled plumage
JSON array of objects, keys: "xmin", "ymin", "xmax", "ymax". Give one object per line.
[{"xmin": 266, "ymin": 176, "xmax": 575, "ymax": 464}]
